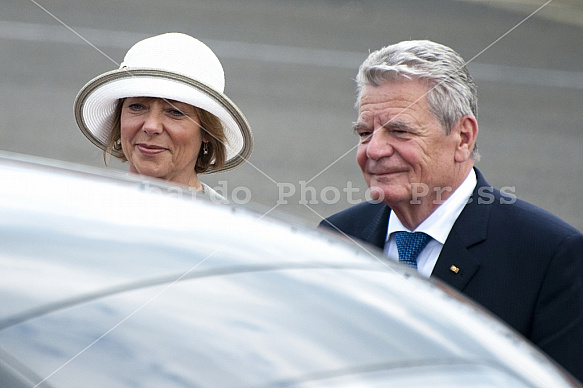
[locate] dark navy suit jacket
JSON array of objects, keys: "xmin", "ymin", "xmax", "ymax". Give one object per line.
[{"xmin": 320, "ymin": 168, "xmax": 583, "ymax": 382}]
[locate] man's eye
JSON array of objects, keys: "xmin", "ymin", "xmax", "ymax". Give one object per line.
[
  {"xmin": 389, "ymin": 127, "xmax": 411, "ymax": 137},
  {"xmin": 358, "ymin": 131, "xmax": 372, "ymax": 141}
]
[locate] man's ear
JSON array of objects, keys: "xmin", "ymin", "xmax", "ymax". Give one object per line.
[{"xmin": 454, "ymin": 115, "xmax": 478, "ymax": 163}]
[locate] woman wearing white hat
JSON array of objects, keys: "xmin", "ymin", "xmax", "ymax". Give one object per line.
[{"xmin": 74, "ymin": 32, "xmax": 252, "ymax": 195}]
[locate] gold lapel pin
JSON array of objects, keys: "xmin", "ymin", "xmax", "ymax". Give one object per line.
[{"xmin": 450, "ymin": 265, "xmax": 460, "ymax": 274}]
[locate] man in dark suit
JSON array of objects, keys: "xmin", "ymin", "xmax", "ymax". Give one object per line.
[{"xmin": 319, "ymin": 40, "xmax": 583, "ymax": 382}]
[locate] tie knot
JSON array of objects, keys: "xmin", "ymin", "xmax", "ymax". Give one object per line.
[{"xmin": 394, "ymin": 231, "xmax": 431, "ymax": 269}]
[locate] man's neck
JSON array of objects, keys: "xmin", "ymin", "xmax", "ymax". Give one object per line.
[{"xmin": 389, "ymin": 166, "xmax": 474, "ymax": 231}]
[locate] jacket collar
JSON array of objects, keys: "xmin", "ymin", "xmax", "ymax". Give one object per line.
[
  {"xmin": 430, "ymin": 167, "xmax": 492, "ymax": 291},
  {"xmin": 362, "ymin": 203, "xmax": 391, "ymax": 249}
]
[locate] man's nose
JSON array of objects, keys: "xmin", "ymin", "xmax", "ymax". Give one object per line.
[{"xmin": 366, "ymin": 130, "xmax": 393, "ymax": 160}]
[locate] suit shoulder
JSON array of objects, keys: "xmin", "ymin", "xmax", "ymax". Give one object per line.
[
  {"xmin": 319, "ymin": 201, "xmax": 385, "ymax": 230},
  {"xmin": 471, "ymin": 170, "xmax": 581, "ymax": 238},
  {"xmin": 318, "ymin": 201, "xmax": 390, "ymax": 248},
  {"xmin": 321, "ymin": 201, "xmax": 383, "ymax": 222},
  {"xmin": 493, "ymin": 195, "xmax": 581, "ymax": 238}
]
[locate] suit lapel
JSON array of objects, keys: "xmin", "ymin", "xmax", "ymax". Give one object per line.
[
  {"xmin": 431, "ymin": 168, "xmax": 491, "ymax": 292},
  {"xmin": 432, "ymin": 229, "xmax": 481, "ymax": 291},
  {"xmin": 362, "ymin": 203, "xmax": 390, "ymax": 249}
]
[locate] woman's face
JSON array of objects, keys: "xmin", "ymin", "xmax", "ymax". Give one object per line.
[{"xmin": 120, "ymin": 97, "xmax": 205, "ymax": 186}]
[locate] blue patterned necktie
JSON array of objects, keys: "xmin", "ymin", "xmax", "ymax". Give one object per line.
[{"xmin": 394, "ymin": 231, "xmax": 432, "ymax": 269}]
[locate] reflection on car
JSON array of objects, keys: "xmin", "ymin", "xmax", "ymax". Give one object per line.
[{"xmin": 0, "ymin": 151, "xmax": 580, "ymax": 387}]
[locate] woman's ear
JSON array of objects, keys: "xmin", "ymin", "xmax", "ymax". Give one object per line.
[{"xmin": 454, "ymin": 115, "xmax": 478, "ymax": 163}]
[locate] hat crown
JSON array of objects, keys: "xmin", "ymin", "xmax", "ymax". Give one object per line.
[{"xmin": 120, "ymin": 32, "xmax": 225, "ymax": 92}]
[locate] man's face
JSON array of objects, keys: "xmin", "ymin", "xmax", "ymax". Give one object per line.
[{"xmin": 354, "ymin": 80, "xmax": 461, "ymax": 208}]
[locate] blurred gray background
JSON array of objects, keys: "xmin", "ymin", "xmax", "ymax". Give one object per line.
[{"xmin": 1, "ymin": 0, "xmax": 582, "ymax": 230}]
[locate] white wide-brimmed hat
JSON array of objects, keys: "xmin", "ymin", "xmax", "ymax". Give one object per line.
[{"xmin": 74, "ymin": 32, "xmax": 253, "ymax": 173}]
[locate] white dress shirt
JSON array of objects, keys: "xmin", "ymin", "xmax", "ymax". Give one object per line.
[{"xmin": 384, "ymin": 170, "xmax": 477, "ymax": 277}]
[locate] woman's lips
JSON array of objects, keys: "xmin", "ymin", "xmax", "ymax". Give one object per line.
[{"xmin": 136, "ymin": 144, "xmax": 168, "ymax": 156}]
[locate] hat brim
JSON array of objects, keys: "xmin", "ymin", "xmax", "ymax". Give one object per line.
[{"xmin": 74, "ymin": 69, "xmax": 253, "ymax": 174}]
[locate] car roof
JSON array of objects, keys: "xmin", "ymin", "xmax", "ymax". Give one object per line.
[{"xmin": 0, "ymin": 151, "xmax": 577, "ymax": 387}]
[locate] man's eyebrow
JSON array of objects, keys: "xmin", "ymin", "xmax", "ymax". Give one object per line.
[
  {"xmin": 353, "ymin": 118, "xmax": 414, "ymax": 133},
  {"xmin": 381, "ymin": 119, "xmax": 412, "ymax": 130},
  {"xmin": 352, "ymin": 121, "xmax": 368, "ymax": 133}
]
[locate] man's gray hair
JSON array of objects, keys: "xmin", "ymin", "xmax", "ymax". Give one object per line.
[{"xmin": 356, "ymin": 40, "xmax": 479, "ymax": 159}]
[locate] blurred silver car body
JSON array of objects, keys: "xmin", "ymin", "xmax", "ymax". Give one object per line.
[{"xmin": 0, "ymin": 151, "xmax": 579, "ymax": 388}]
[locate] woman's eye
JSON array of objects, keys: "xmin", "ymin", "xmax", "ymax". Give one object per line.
[
  {"xmin": 128, "ymin": 103, "xmax": 144, "ymax": 111},
  {"xmin": 169, "ymin": 109, "xmax": 186, "ymax": 116}
]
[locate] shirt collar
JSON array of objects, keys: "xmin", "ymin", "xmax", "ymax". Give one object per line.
[{"xmin": 388, "ymin": 169, "xmax": 477, "ymax": 243}]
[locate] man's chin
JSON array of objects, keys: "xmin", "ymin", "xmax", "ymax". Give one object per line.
[
  {"xmin": 368, "ymin": 186, "xmax": 386, "ymax": 203},
  {"xmin": 367, "ymin": 185, "xmax": 411, "ymax": 206}
]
